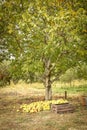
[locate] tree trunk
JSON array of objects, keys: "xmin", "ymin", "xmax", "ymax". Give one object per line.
[
  {"xmin": 45, "ymin": 75, "xmax": 52, "ymax": 100},
  {"xmin": 45, "ymin": 86, "xmax": 52, "ymax": 100},
  {"xmin": 43, "ymin": 58, "xmax": 52, "ymax": 100}
]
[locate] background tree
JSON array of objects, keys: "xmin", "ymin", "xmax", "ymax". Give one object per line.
[
  {"xmin": 60, "ymin": 68, "xmax": 77, "ymax": 86},
  {"xmin": 76, "ymin": 63, "xmax": 87, "ymax": 80},
  {"xmin": 0, "ymin": 61, "xmax": 11, "ymax": 86}
]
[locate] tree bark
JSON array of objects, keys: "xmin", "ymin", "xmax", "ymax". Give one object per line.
[
  {"xmin": 45, "ymin": 73, "xmax": 52, "ymax": 100},
  {"xmin": 45, "ymin": 84, "xmax": 52, "ymax": 100},
  {"xmin": 43, "ymin": 58, "xmax": 52, "ymax": 100}
]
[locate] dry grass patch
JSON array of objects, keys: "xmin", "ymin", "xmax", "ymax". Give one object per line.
[{"xmin": 0, "ymin": 83, "xmax": 87, "ymax": 130}]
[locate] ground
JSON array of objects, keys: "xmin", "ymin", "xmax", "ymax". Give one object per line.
[{"xmin": 0, "ymin": 82, "xmax": 87, "ymax": 130}]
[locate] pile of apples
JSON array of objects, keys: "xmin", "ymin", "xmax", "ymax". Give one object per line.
[{"xmin": 19, "ymin": 99, "xmax": 68, "ymax": 113}]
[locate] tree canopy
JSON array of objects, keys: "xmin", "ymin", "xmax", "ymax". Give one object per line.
[{"xmin": 0, "ymin": 0, "xmax": 87, "ymax": 99}]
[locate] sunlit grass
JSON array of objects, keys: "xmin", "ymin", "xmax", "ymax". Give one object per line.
[
  {"xmin": 0, "ymin": 80, "xmax": 87, "ymax": 130},
  {"xmin": 0, "ymin": 79, "xmax": 87, "ymax": 97},
  {"xmin": 0, "ymin": 81, "xmax": 45, "ymax": 97},
  {"xmin": 53, "ymin": 84, "xmax": 87, "ymax": 95},
  {"xmin": 52, "ymin": 80, "xmax": 87, "ymax": 95}
]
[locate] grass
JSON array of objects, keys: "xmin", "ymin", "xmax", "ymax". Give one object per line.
[
  {"xmin": 53, "ymin": 84, "xmax": 87, "ymax": 95},
  {"xmin": 0, "ymin": 81, "xmax": 87, "ymax": 130},
  {"xmin": 52, "ymin": 79, "xmax": 87, "ymax": 92}
]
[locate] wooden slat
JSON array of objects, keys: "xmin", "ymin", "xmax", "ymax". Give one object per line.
[{"xmin": 51, "ymin": 103, "xmax": 74, "ymax": 113}]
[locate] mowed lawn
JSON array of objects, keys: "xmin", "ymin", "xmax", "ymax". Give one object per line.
[{"xmin": 0, "ymin": 82, "xmax": 87, "ymax": 130}]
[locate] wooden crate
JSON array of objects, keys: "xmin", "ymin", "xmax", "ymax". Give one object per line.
[
  {"xmin": 51, "ymin": 103, "xmax": 74, "ymax": 113},
  {"xmin": 80, "ymin": 96, "xmax": 87, "ymax": 106}
]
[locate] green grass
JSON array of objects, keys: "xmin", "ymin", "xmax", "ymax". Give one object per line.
[{"xmin": 53, "ymin": 84, "xmax": 87, "ymax": 95}]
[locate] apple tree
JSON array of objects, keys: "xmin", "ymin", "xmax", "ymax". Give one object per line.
[{"xmin": 0, "ymin": 0, "xmax": 87, "ymax": 100}]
